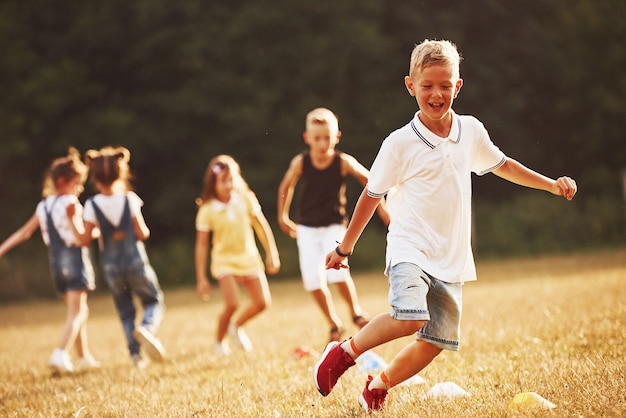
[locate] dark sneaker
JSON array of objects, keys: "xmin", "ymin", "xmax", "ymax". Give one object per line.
[
  {"xmin": 329, "ymin": 326, "xmax": 344, "ymax": 342},
  {"xmin": 352, "ymin": 315, "xmax": 370, "ymax": 329},
  {"xmin": 313, "ymin": 341, "xmax": 355, "ymax": 396},
  {"xmin": 358, "ymin": 375, "xmax": 388, "ymax": 412}
]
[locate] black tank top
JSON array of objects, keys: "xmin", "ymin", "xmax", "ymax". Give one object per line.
[{"xmin": 297, "ymin": 152, "xmax": 346, "ymax": 227}]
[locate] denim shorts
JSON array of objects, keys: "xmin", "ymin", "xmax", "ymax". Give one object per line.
[
  {"xmin": 388, "ymin": 262, "xmax": 462, "ymax": 351},
  {"xmin": 49, "ymin": 246, "xmax": 95, "ymax": 294}
]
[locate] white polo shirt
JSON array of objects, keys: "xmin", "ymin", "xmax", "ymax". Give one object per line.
[{"xmin": 367, "ymin": 111, "xmax": 506, "ymax": 283}]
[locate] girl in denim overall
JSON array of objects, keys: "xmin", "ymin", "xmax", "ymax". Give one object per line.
[
  {"xmin": 75, "ymin": 146, "xmax": 166, "ymax": 368},
  {"xmin": 0, "ymin": 147, "xmax": 99, "ymax": 372}
]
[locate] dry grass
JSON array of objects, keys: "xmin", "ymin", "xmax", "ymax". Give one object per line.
[{"xmin": 0, "ymin": 249, "xmax": 624, "ymax": 417}]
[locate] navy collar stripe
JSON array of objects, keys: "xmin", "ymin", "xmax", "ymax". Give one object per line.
[
  {"xmin": 411, "ymin": 120, "xmax": 436, "ymax": 149},
  {"xmin": 411, "ymin": 117, "xmax": 462, "ymax": 148}
]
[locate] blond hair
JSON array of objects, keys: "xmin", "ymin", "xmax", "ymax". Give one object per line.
[
  {"xmin": 305, "ymin": 107, "xmax": 339, "ymax": 131},
  {"xmin": 42, "ymin": 147, "xmax": 88, "ymax": 197},
  {"xmin": 409, "ymin": 39, "xmax": 462, "ymax": 79}
]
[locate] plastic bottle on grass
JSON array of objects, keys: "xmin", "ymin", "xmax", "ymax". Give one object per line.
[{"xmin": 356, "ymin": 351, "xmax": 388, "ymax": 373}]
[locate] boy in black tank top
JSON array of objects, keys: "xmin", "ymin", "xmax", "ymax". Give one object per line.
[
  {"xmin": 297, "ymin": 151, "xmax": 345, "ymax": 227},
  {"xmin": 278, "ymin": 108, "xmax": 389, "ymax": 342}
]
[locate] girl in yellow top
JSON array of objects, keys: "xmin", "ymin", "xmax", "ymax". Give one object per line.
[{"xmin": 195, "ymin": 155, "xmax": 280, "ymax": 355}]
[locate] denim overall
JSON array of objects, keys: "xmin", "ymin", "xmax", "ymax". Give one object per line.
[
  {"xmin": 90, "ymin": 196, "xmax": 164, "ymax": 356},
  {"xmin": 45, "ymin": 198, "xmax": 95, "ymax": 294}
]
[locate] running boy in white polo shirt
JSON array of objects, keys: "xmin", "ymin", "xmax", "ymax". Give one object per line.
[{"xmin": 313, "ymin": 39, "xmax": 578, "ymax": 412}]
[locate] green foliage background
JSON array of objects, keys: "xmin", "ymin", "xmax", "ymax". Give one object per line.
[{"xmin": 1, "ymin": 0, "xmax": 624, "ymax": 300}]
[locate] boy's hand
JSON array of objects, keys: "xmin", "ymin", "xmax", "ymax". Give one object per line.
[
  {"xmin": 325, "ymin": 251, "xmax": 349, "ymax": 270},
  {"xmin": 552, "ymin": 176, "xmax": 577, "ymax": 201},
  {"xmin": 278, "ymin": 218, "xmax": 298, "ymax": 239}
]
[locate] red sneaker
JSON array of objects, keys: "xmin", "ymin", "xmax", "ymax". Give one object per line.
[
  {"xmin": 313, "ymin": 341, "xmax": 355, "ymax": 396},
  {"xmin": 358, "ymin": 375, "xmax": 388, "ymax": 412}
]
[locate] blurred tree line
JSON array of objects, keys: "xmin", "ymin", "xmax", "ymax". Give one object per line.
[{"xmin": 0, "ymin": 0, "xmax": 624, "ymax": 299}]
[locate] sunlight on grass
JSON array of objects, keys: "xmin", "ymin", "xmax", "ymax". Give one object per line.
[{"xmin": 0, "ymin": 249, "xmax": 624, "ymax": 417}]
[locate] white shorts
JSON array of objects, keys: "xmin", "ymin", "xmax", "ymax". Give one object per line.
[{"xmin": 296, "ymin": 224, "xmax": 352, "ymax": 291}]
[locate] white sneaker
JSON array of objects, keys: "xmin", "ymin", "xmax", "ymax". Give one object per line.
[
  {"xmin": 228, "ymin": 323, "xmax": 252, "ymax": 352},
  {"xmin": 76, "ymin": 355, "xmax": 101, "ymax": 369},
  {"xmin": 133, "ymin": 326, "xmax": 166, "ymax": 362},
  {"xmin": 49, "ymin": 348, "xmax": 74, "ymax": 372},
  {"xmin": 132, "ymin": 353, "xmax": 148, "ymax": 369},
  {"xmin": 213, "ymin": 340, "xmax": 231, "ymax": 356}
]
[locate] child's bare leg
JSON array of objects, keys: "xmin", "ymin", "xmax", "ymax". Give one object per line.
[
  {"xmin": 73, "ymin": 293, "xmax": 91, "ymax": 357},
  {"xmin": 373, "ymin": 340, "xmax": 442, "ymax": 389},
  {"xmin": 388, "ymin": 340, "xmax": 442, "ymax": 384},
  {"xmin": 74, "ymin": 323, "xmax": 96, "ymax": 360},
  {"xmin": 58, "ymin": 290, "xmax": 88, "ymax": 351},
  {"xmin": 310, "ymin": 287, "xmax": 343, "ymax": 330},
  {"xmin": 347, "ymin": 313, "xmax": 424, "ymax": 355},
  {"xmin": 216, "ymin": 276, "xmax": 239, "ymax": 341},
  {"xmin": 333, "ymin": 279, "xmax": 364, "ymax": 319},
  {"xmin": 236, "ymin": 275, "xmax": 271, "ymax": 326}
]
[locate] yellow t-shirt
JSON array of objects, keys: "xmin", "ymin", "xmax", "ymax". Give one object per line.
[{"xmin": 195, "ymin": 190, "xmax": 264, "ymax": 278}]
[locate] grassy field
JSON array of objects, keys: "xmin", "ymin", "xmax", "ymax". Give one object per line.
[{"xmin": 0, "ymin": 249, "xmax": 624, "ymax": 417}]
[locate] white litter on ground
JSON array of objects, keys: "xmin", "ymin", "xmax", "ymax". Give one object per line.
[
  {"xmin": 355, "ymin": 351, "xmax": 388, "ymax": 373},
  {"xmin": 355, "ymin": 351, "xmax": 426, "ymax": 385},
  {"xmin": 422, "ymin": 382, "xmax": 470, "ymax": 399}
]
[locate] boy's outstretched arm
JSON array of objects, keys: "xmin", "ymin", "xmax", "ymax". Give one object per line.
[
  {"xmin": 493, "ymin": 158, "xmax": 577, "ymax": 200},
  {"xmin": 325, "ymin": 188, "xmax": 382, "ymax": 269}
]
